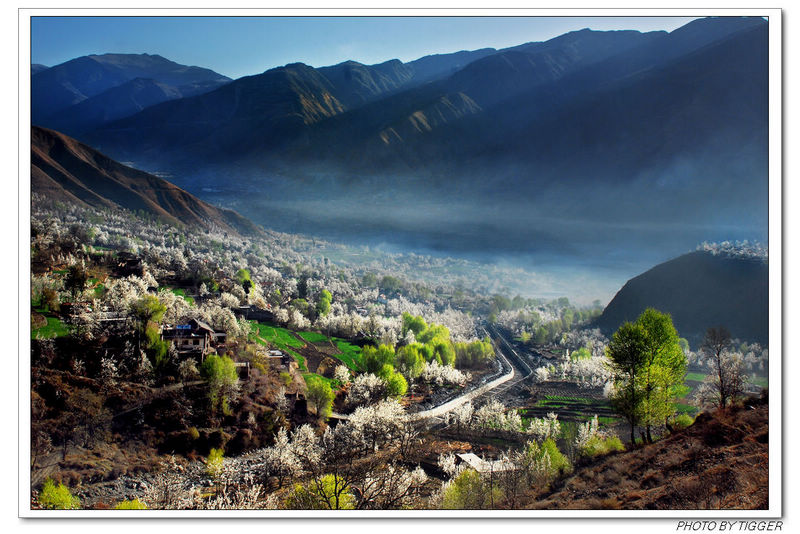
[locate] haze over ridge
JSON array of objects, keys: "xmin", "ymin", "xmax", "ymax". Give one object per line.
[{"xmin": 31, "ymin": 16, "xmax": 769, "ymax": 303}]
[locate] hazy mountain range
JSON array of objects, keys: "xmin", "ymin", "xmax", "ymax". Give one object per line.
[
  {"xmin": 32, "ymin": 53, "xmax": 231, "ymax": 134},
  {"xmin": 30, "ymin": 16, "xmax": 769, "ymax": 301}
]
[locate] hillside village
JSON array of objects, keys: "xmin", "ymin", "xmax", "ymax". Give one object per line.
[{"xmin": 29, "ymin": 193, "xmax": 770, "ymax": 511}]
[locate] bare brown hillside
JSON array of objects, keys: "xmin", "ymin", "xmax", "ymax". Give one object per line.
[
  {"xmin": 530, "ymin": 397, "xmax": 769, "ymax": 510},
  {"xmin": 31, "ymin": 126, "xmax": 263, "ymax": 236}
]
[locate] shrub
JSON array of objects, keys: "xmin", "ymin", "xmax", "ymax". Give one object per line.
[
  {"xmin": 38, "ymin": 478, "xmax": 80, "ymax": 510},
  {"xmin": 441, "ymin": 469, "xmax": 500, "ymax": 510},
  {"xmin": 540, "ymin": 438, "xmax": 571, "ymax": 474},
  {"xmin": 206, "ymin": 447, "xmax": 224, "ymax": 479},
  {"xmin": 114, "ymin": 499, "xmax": 147, "ymax": 510},
  {"xmin": 580, "ymin": 435, "xmax": 625, "ymax": 457},
  {"xmin": 188, "ymin": 427, "xmax": 200, "ymax": 440},
  {"xmin": 672, "ymin": 413, "xmax": 696, "ymax": 431},
  {"xmin": 385, "ymin": 371, "xmax": 408, "ymax": 398}
]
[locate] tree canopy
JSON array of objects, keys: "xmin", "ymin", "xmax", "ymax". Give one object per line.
[
  {"xmin": 606, "ymin": 308, "xmax": 687, "ymax": 443},
  {"xmin": 201, "ymin": 354, "xmax": 239, "ymax": 416}
]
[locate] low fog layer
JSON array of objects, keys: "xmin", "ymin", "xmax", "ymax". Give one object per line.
[{"xmin": 181, "ymin": 167, "xmax": 767, "ymax": 305}]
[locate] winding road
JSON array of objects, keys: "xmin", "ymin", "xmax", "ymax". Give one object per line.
[{"xmin": 332, "ymin": 324, "xmax": 532, "ymax": 423}]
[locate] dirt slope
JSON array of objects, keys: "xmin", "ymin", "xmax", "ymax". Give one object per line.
[{"xmin": 531, "ymin": 398, "xmax": 769, "ymax": 510}]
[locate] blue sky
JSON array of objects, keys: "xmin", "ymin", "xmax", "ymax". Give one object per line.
[{"xmin": 31, "ymin": 16, "xmax": 698, "ymax": 79}]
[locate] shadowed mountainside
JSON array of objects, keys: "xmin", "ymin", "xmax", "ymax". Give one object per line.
[
  {"xmin": 596, "ymin": 251, "xmax": 768, "ymax": 345},
  {"xmin": 31, "ymin": 126, "xmax": 262, "ymax": 236}
]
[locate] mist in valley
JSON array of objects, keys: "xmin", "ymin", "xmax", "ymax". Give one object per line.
[{"xmin": 179, "ymin": 159, "xmax": 767, "ymax": 305}]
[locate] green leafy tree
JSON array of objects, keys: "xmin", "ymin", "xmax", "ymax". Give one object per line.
[
  {"xmin": 606, "ymin": 321, "xmax": 648, "ymax": 444},
  {"xmin": 531, "ymin": 438, "xmax": 571, "ymax": 476},
  {"xmin": 606, "ymin": 309, "xmax": 687, "ymax": 443},
  {"xmin": 385, "ymin": 371, "xmax": 408, "ymax": 398},
  {"xmin": 290, "ymin": 298, "xmax": 309, "ymax": 316},
  {"xmin": 396, "ymin": 344, "xmax": 425, "ymax": 380},
  {"xmin": 453, "ymin": 338, "xmax": 495, "ymax": 369},
  {"xmin": 361, "ymin": 344, "xmax": 396, "ymax": 375},
  {"xmin": 534, "ymin": 326, "xmax": 548, "ymax": 345},
  {"xmin": 38, "ymin": 478, "xmax": 80, "ymax": 509},
  {"xmin": 131, "ymin": 295, "xmax": 166, "ymax": 328},
  {"xmin": 235, "ymin": 268, "xmax": 252, "ymax": 294},
  {"xmin": 570, "ymin": 346, "xmax": 592, "ymax": 361},
  {"xmin": 401, "ymin": 312, "xmax": 428, "ymax": 338},
  {"xmin": 201, "ymin": 355, "xmax": 239, "ymax": 416},
  {"xmin": 380, "ymin": 275, "xmax": 403, "ymax": 293},
  {"xmin": 636, "ymin": 308, "xmax": 686, "ymax": 442},
  {"xmin": 316, "ymin": 289, "xmax": 332, "ymax": 317},
  {"xmin": 432, "ymin": 341, "xmax": 456, "ymax": 366},
  {"xmin": 145, "ymin": 322, "xmax": 170, "ymax": 371},
  {"xmin": 306, "ymin": 378, "xmax": 334, "ymax": 419},
  {"xmin": 417, "ymin": 323, "xmax": 450, "ymax": 345}
]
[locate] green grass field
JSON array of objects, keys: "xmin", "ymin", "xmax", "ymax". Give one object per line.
[
  {"xmin": 250, "ymin": 323, "xmax": 364, "ymax": 373},
  {"xmin": 332, "ymin": 339, "xmax": 363, "ymax": 371},
  {"xmin": 298, "ymin": 331, "xmax": 330, "ymax": 343},
  {"xmin": 249, "ymin": 322, "xmax": 307, "ymax": 370},
  {"xmin": 31, "ymin": 316, "xmax": 71, "ymax": 339},
  {"xmin": 289, "ymin": 350, "xmax": 308, "ymax": 372},
  {"xmin": 748, "ymin": 375, "xmax": 769, "ymax": 388},
  {"xmin": 250, "ymin": 322, "xmax": 305, "ymax": 349},
  {"xmin": 299, "ymin": 331, "xmax": 364, "ymax": 371}
]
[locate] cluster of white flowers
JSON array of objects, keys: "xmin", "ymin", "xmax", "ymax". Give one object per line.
[
  {"xmin": 421, "ymin": 360, "xmax": 470, "ymax": 387},
  {"xmin": 697, "ymin": 240, "xmax": 768, "ymax": 260},
  {"xmin": 526, "ymin": 412, "xmax": 562, "ymax": 442},
  {"xmin": 686, "ymin": 342, "xmax": 768, "ymax": 375},
  {"xmin": 346, "ymin": 373, "xmax": 387, "ymax": 408},
  {"xmin": 333, "ymin": 364, "xmax": 351, "ymax": 385},
  {"xmin": 446, "ymin": 401, "xmax": 474, "ymax": 428},
  {"xmin": 573, "ymin": 415, "xmax": 600, "ymax": 452},
  {"xmin": 437, "ymin": 452, "xmax": 465, "ymax": 479},
  {"xmin": 534, "ymin": 366, "xmax": 551, "ymax": 382},
  {"xmin": 99, "ymin": 357, "xmax": 118, "ymax": 383},
  {"xmin": 473, "ymin": 399, "xmax": 524, "ymax": 432}
]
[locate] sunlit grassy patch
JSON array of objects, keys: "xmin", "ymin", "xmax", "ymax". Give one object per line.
[{"xmin": 32, "ymin": 316, "xmax": 71, "ymax": 339}]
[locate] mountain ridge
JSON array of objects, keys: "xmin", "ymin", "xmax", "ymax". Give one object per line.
[
  {"xmin": 595, "ymin": 250, "xmax": 768, "ymax": 345},
  {"xmin": 31, "ymin": 126, "xmax": 262, "ymax": 237},
  {"xmin": 32, "ymin": 53, "xmax": 232, "ymax": 131}
]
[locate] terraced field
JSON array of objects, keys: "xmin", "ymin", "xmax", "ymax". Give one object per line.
[
  {"xmin": 520, "ymin": 395, "xmax": 619, "ymax": 424},
  {"xmin": 251, "ymin": 322, "xmax": 364, "ymax": 382}
]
